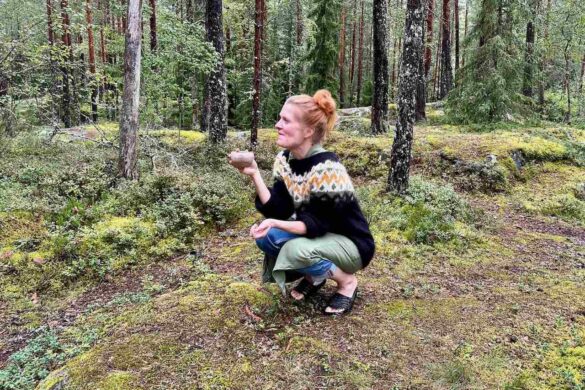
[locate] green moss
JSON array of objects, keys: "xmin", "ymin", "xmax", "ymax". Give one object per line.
[{"xmin": 97, "ymin": 371, "xmax": 141, "ymax": 390}]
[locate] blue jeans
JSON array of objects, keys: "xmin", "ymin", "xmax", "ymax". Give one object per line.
[{"xmin": 256, "ymin": 228, "xmax": 336, "ymax": 283}]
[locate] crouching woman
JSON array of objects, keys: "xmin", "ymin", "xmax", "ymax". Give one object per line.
[{"xmin": 230, "ymin": 90, "xmax": 375, "ymax": 315}]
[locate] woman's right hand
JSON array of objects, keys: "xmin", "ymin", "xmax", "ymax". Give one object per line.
[{"xmin": 237, "ymin": 159, "xmax": 258, "ymax": 177}]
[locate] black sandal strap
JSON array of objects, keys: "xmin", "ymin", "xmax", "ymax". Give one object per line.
[
  {"xmin": 292, "ymin": 279, "xmax": 325, "ymax": 297},
  {"xmin": 324, "ymin": 290, "xmax": 358, "ymax": 315}
]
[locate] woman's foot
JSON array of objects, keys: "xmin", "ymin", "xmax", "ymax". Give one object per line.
[
  {"xmin": 324, "ymin": 270, "xmax": 358, "ymax": 314},
  {"xmin": 291, "ymin": 278, "xmax": 326, "ymax": 301}
]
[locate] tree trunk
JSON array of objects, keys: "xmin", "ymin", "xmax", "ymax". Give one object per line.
[
  {"xmin": 339, "ymin": 7, "xmax": 347, "ymax": 107},
  {"xmin": 579, "ymin": 53, "xmax": 585, "ymax": 115},
  {"xmin": 60, "ymin": 0, "xmax": 72, "ymax": 127},
  {"xmin": 371, "ymin": 0, "xmax": 389, "ymax": 134},
  {"xmin": 251, "ymin": 0, "xmax": 264, "ymax": 146},
  {"xmin": 424, "ymin": 0, "xmax": 434, "ymax": 77},
  {"xmin": 46, "ymin": 0, "xmax": 55, "ymax": 45},
  {"xmin": 388, "ymin": 0, "xmax": 424, "ymax": 194},
  {"xmin": 204, "ymin": 0, "xmax": 227, "ymax": 143},
  {"xmin": 522, "ymin": 20, "xmax": 535, "ymax": 97},
  {"xmin": 349, "ymin": 1, "xmax": 357, "ymax": 104},
  {"xmin": 454, "ymin": 0, "xmax": 459, "ymax": 70},
  {"xmin": 118, "ymin": 0, "xmax": 143, "ymax": 180},
  {"xmin": 433, "ymin": 19, "xmax": 442, "ymax": 100},
  {"xmin": 438, "ymin": 0, "xmax": 453, "ymax": 99},
  {"xmin": 149, "ymin": 0, "xmax": 157, "ymax": 52},
  {"xmin": 416, "ymin": 4, "xmax": 426, "ymax": 121},
  {"xmin": 462, "ymin": 0, "xmax": 467, "ymax": 67},
  {"xmin": 86, "ymin": 0, "xmax": 98, "ymax": 122},
  {"xmin": 538, "ymin": 0, "xmax": 551, "ymax": 109},
  {"xmin": 564, "ymin": 48, "xmax": 571, "ymax": 124},
  {"xmin": 356, "ymin": 0, "xmax": 365, "ymax": 106},
  {"xmin": 296, "ymin": 0, "xmax": 303, "ymax": 45}
]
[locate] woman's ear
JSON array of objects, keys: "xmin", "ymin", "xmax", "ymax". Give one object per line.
[{"xmin": 304, "ymin": 126, "xmax": 315, "ymax": 140}]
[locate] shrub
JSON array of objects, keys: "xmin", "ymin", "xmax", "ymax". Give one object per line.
[{"xmin": 358, "ymin": 177, "xmax": 477, "ymax": 246}]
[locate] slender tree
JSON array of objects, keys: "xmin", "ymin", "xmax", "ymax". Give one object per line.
[
  {"xmin": 149, "ymin": 0, "xmax": 157, "ymax": 52},
  {"xmin": 356, "ymin": 0, "xmax": 365, "ymax": 105},
  {"xmin": 119, "ymin": 0, "xmax": 143, "ymax": 179},
  {"xmin": 203, "ymin": 0, "xmax": 228, "ymax": 143},
  {"xmin": 454, "ymin": 0, "xmax": 460, "ymax": 70},
  {"xmin": 60, "ymin": 0, "xmax": 73, "ymax": 127},
  {"xmin": 388, "ymin": 0, "xmax": 424, "ymax": 194},
  {"xmin": 416, "ymin": 6, "xmax": 426, "ymax": 121},
  {"xmin": 424, "ymin": 0, "xmax": 434, "ymax": 77},
  {"xmin": 522, "ymin": 18, "xmax": 535, "ymax": 97},
  {"xmin": 371, "ymin": 0, "xmax": 388, "ymax": 133},
  {"xmin": 349, "ymin": 0, "xmax": 357, "ymax": 103},
  {"xmin": 338, "ymin": 6, "xmax": 346, "ymax": 107},
  {"xmin": 251, "ymin": 0, "xmax": 264, "ymax": 146},
  {"xmin": 86, "ymin": 0, "xmax": 98, "ymax": 122},
  {"xmin": 296, "ymin": 0, "xmax": 303, "ymax": 45},
  {"xmin": 438, "ymin": 0, "xmax": 453, "ymax": 99}
]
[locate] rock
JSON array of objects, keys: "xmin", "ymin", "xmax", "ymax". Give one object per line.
[
  {"xmin": 337, "ymin": 107, "xmax": 371, "ymax": 118},
  {"xmin": 486, "ymin": 154, "xmax": 497, "ymax": 166},
  {"xmin": 510, "ymin": 150, "xmax": 525, "ymax": 170},
  {"xmin": 574, "ymin": 183, "xmax": 585, "ymax": 201}
]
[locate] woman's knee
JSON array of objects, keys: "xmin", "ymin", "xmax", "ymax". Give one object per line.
[{"xmin": 256, "ymin": 228, "xmax": 294, "ymax": 254}]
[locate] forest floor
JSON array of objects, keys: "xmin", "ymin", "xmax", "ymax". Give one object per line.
[{"xmin": 1, "ymin": 112, "xmax": 584, "ymax": 389}]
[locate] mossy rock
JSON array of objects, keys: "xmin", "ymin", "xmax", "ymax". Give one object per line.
[{"xmin": 337, "ymin": 116, "xmax": 372, "ymax": 135}]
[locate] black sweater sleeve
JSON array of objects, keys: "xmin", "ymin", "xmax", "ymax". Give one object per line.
[
  {"xmin": 255, "ymin": 179, "xmax": 295, "ymax": 220},
  {"xmin": 295, "ymin": 197, "xmax": 340, "ymax": 238}
]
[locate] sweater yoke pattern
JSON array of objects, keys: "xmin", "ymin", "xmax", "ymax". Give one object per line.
[{"xmin": 273, "ymin": 151, "xmax": 355, "ymax": 208}]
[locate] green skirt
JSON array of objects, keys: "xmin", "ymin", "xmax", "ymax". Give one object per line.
[{"xmin": 262, "ymin": 233, "xmax": 363, "ymax": 295}]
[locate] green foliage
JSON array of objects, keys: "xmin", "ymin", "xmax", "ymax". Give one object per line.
[
  {"xmin": 0, "ymin": 328, "xmax": 69, "ymax": 390},
  {"xmin": 445, "ymin": 0, "xmax": 524, "ymax": 123},
  {"xmin": 305, "ymin": 0, "xmax": 342, "ymax": 96},
  {"xmin": 358, "ymin": 176, "xmax": 476, "ymax": 246}
]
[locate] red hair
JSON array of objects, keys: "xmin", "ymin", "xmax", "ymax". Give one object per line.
[{"xmin": 286, "ymin": 89, "xmax": 337, "ymax": 143}]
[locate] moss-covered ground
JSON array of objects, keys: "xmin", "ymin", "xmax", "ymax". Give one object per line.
[{"xmin": 1, "ymin": 110, "xmax": 584, "ymax": 389}]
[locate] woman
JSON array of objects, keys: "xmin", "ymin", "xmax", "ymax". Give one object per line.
[{"xmin": 230, "ymin": 90, "xmax": 375, "ymax": 315}]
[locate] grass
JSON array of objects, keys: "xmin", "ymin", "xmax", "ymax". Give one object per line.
[{"xmin": 1, "ymin": 113, "xmax": 584, "ymax": 389}]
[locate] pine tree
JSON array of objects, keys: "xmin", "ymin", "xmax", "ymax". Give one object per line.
[
  {"xmin": 371, "ymin": 0, "xmax": 389, "ymax": 133},
  {"xmin": 388, "ymin": 0, "xmax": 424, "ymax": 194},
  {"xmin": 445, "ymin": 0, "xmax": 522, "ymax": 123},
  {"xmin": 305, "ymin": 0, "xmax": 341, "ymax": 95}
]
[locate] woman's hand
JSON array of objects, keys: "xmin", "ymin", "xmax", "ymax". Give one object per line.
[
  {"xmin": 250, "ymin": 219, "xmax": 276, "ymax": 239},
  {"xmin": 228, "ymin": 151, "xmax": 258, "ymax": 177}
]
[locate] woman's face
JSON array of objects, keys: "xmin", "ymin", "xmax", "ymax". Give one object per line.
[{"xmin": 275, "ymin": 103, "xmax": 312, "ymax": 150}]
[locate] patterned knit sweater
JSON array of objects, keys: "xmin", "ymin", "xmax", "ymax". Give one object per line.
[{"xmin": 255, "ymin": 148, "xmax": 375, "ymax": 268}]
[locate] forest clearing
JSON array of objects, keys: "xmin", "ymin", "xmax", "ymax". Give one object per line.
[{"xmin": 1, "ymin": 0, "xmax": 584, "ymax": 388}]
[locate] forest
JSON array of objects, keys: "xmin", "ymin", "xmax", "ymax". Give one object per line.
[{"xmin": 0, "ymin": 0, "xmax": 584, "ymax": 388}]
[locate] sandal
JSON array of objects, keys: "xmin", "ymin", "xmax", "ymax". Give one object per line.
[
  {"xmin": 291, "ymin": 278, "xmax": 326, "ymax": 301},
  {"xmin": 324, "ymin": 288, "xmax": 358, "ymax": 315}
]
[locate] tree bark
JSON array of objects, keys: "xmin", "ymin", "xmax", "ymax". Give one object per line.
[
  {"xmin": 538, "ymin": 0, "xmax": 551, "ymax": 108},
  {"xmin": 296, "ymin": 0, "xmax": 303, "ymax": 45},
  {"xmin": 462, "ymin": 0, "xmax": 467, "ymax": 67},
  {"xmin": 339, "ymin": 7, "xmax": 347, "ymax": 107},
  {"xmin": 438, "ymin": 0, "xmax": 453, "ymax": 99},
  {"xmin": 522, "ymin": 20, "xmax": 535, "ymax": 97},
  {"xmin": 371, "ymin": 0, "xmax": 389, "ymax": 133},
  {"xmin": 416, "ymin": 4, "xmax": 426, "ymax": 121},
  {"xmin": 149, "ymin": 0, "xmax": 157, "ymax": 52},
  {"xmin": 86, "ymin": 0, "xmax": 98, "ymax": 122},
  {"xmin": 349, "ymin": 0, "xmax": 357, "ymax": 104},
  {"xmin": 454, "ymin": 0, "xmax": 459, "ymax": 70},
  {"xmin": 46, "ymin": 0, "xmax": 55, "ymax": 45},
  {"xmin": 118, "ymin": 0, "xmax": 143, "ymax": 180},
  {"xmin": 388, "ymin": 0, "xmax": 424, "ymax": 194},
  {"xmin": 60, "ymin": 0, "xmax": 72, "ymax": 127},
  {"xmin": 579, "ymin": 53, "xmax": 585, "ymax": 115},
  {"xmin": 564, "ymin": 46, "xmax": 572, "ymax": 124},
  {"xmin": 356, "ymin": 0, "xmax": 365, "ymax": 106},
  {"xmin": 251, "ymin": 0, "xmax": 264, "ymax": 146},
  {"xmin": 204, "ymin": 0, "xmax": 228, "ymax": 143},
  {"xmin": 424, "ymin": 0, "xmax": 434, "ymax": 77}
]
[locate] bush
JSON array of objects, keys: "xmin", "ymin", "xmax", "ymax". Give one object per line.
[{"xmin": 358, "ymin": 176, "xmax": 477, "ymax": 245}]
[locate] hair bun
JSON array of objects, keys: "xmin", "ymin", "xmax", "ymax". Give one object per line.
[{"xmin": 313, "ymin": 89, "xmax": 336, "ymax": 117}]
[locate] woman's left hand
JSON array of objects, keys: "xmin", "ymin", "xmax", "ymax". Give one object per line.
[{"xmin": 250, "ymin": 219, "xmax": 276, "ymax": 239}]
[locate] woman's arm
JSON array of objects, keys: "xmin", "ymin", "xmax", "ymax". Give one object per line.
[
  {"xmin": 251, "ymin": 170, "xmax": 271, "ymax": 205},
  {"xmin": 250, "ymin": 219, "xmax": 307, "ymax": 238}
]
